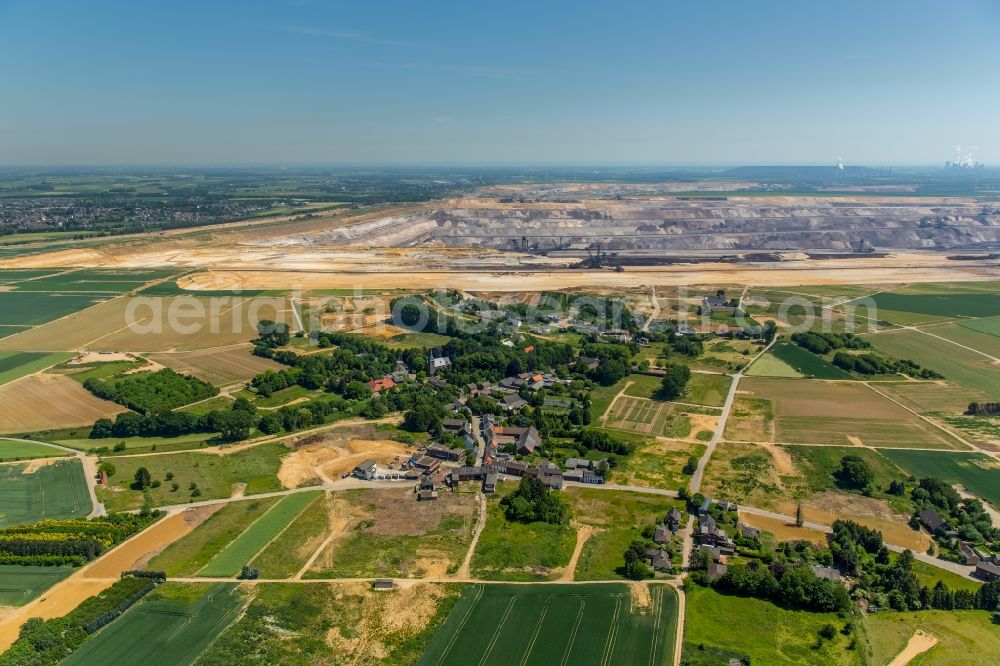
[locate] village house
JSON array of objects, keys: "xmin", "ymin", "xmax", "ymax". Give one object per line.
[
  {"xmin": 737, "ymin": 523, "xmax": 761, "ymax": 540},
  {"xmin": 427, "ymin": 376, "xmax": 448, "ymax": 390},
  {"xmin": 959, "ymin": 542, "xmax": 981, "ymax": 565},
  {"xmin": 665, "ymin": 508, "xmax": 683, "ymax": 532},
  {"xmin": 645, "ymin": 548, "xmax": 671, "ymax": 572},
  {"xmin": 577, "ymin": 355, "xmax": 600, "ymax": 371},
  {"xmin": 442, "ymin": 418, "xmax": 476, "ymax": 448},
  {"xmin": 654, "ymin": 525, "xmax": 671, "ymax": 545},
  {"xmin": 706, "ymin": 562, "xmax": 728, "ymax": 581},
  {"xmin": 483, "ymin": 473, "xmax": 497, "ymax": 494},
  {"xmin": 501, "ymin": 394, "xmax": 527, "ymax": 412},
  {"xmin": 918, "ymin": 508, "xmax": 948, "ymax": 535},
  {"xmin": 366, "ymin": 376, "xmax": 396, "ymax": 395}
]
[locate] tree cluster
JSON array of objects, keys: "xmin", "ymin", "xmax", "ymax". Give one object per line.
[
  {"xmin": 966, "ymin": 402, "xmax": 1000, "ymax": 416},
  {"xmin": 84, "ymin": 369, "xmax": 218, "ymax": 414},
  {"xmin": 91, "ymin": 398, "xmax": 258, "ymax": 441},
  {"xmin": 499, "ymin": 476, "xmax": 569, "ymax": 525},
  {"xmin": 791, "ymin": 332, "xmax": 870, "ymax": 355},
  {"xmin": 658, "ymin": 362, "xmax": 692, "ymax": 400}
]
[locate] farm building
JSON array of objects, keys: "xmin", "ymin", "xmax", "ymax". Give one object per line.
[
  {"xmin": 974, "ymin": 561, "xmax": 1000, "ymax": 581},
  {"xmin": 354, "ymin": 460, "xmax": 377, "ymax": 480}
]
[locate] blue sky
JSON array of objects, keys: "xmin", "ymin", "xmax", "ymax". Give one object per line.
[{"xmin": 2, "ymin": 0, "xmax": 999, "ymax": 165}]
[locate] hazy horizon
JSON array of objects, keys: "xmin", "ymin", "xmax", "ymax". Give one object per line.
[{"xmin": 3, "ymin": 0, "xmax": 999, "ymax": 166}]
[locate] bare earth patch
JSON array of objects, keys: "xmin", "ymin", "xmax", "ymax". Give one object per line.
[
  {"xmin": 776, "ymin": 491, "xmax": 929, "ymax": 551},
  {"xmin": 277, "ymin": 435, "xmax": 413, "ymax": 488},
  {"xmin": 738, "ymin": 511, "xmax": 827, "ymax": 545},
  {"xmin": 887, "ymin": 630, "xmax": 938, "ymax": 666},
  {"xmin": 325, "ymin": 582, "xmax": 448, "ymax": 662}
]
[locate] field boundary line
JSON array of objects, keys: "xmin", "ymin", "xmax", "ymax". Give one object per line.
[
  {"xmin": 435, "ymin": 584, "xmax": 484, "ymax": 666},
  {"xmin": 478, "ymin": 596, "xmax": 517, "ymax": 666},
  {"xmin": 293, "ymin": 503, "xmax": 340, "ymax": 580},
  {"xmin": 560, "ymin": 597, "xmax": 586, "ymax": 666},
  {"xmin": 600, "ymin": 594, "xmax": 623, "ymax": 666},
  {"xmin": 0, "ymin": 288, "xmax": 133, "ymax": 347},
  {"xmin": 907, "ymin": 324, "xmax": 1000, "ymax": 362},
  {"xmin": 864, "ymin": 383, "xmax": 989, "ymax": 456},
  {"xmin": 648, "ymin": 586, "xmax": 662, "ymax": 666},
  {"xmin": 519, "ymin": 595, "xmax": 553, "ymax": 666}
]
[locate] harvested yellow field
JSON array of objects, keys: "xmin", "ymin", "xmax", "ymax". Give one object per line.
[
  {"xmin": 148, "ymin": 344, "xmax": 284, "ymax": 386},
  {"xmin": 0, "ymin": 373, "xmax": 125, "ymax": 434},
  {"xmin": 0, "ymin": 295, "xmax": 294, "ymax": 353}
]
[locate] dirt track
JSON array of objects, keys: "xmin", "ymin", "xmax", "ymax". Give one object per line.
[{"xmin": 887, "ymin": 630, "xmax": 938, "ymax": 666}]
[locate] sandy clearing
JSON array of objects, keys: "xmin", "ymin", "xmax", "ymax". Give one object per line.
[
  {"xmin": 68, "ymin": 351, "xmax": 138, "ymax": 364},
  {"xmin": 278, "ymin": 437, "xmax": 412, "ymax": 489},
  {"xmin": 629, "ymin": 582, "xmax": 652, "ymax": 610},
  {"xmin": 20, "ymin": 457, "xmax": 62, "ymax": 474},
  {"xmin": 756, "ymin": 442, "xmax": 798, "ymax": 476},
  {"xmin": 887, "ymin": 630, "xmax": 938, "ymax": 666},
  {"xmin": 0, "ymin": 373, "xmax": 126, "ymax": 434},
  {"xmin": 0, "ymin": 511, "xmax": 199, "ymax": 651},
  {"xmin": 685, "ymin": 413, "xmax": 719, "ymax": 440}
]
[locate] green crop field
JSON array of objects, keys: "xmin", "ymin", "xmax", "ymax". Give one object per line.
[
  {"xmin": 868, "ymin": 329, "xmax": 1000, "ymax": 396},
  {"xmin": 926, "ymin": 323, "xmax": 1000, "ymax": 359},
  {"xmin": 0, "ymin": 439, "xmax": 70, "ymax": 461},
  {"xmin": 0, "ymin": 565, "xmax": 75, "ymax": 606},
  {"xmin": 197, "ymin": 491, "xmax": 320, "ymax": 577},
  {"xmin": 419, "ymin": 583, "xmax": 678, "ymax": 666},
  {"xmin": 745, "ymin": 351, "xmax": 804, "ymax": 378},
  {"xmin": 769, "ymin": 342, "xmax": 853, "ymax": 379},
  {"xmin": 867, "ymin": 292, "xmax": 1000, "ymax": 319},
  {"xmin": 960, "ymin": 314, "xmax": 1000, "ymax": 337},
  {"xmin": 880, "ymin": 450, "xmax": 1000, "ymax": 506},
  {"xmin": 0, "ymin": 351, "xmax": 74, "ymax": 385},
  {"xmin": 149, "ymin": 497, "xmax": 281, "ymax": 576},
  {"xmin": 9, "ymin": 270, "xmax": 162, "ymax": 294},
  {"xmin": 62, "ymin": 583, "xmax": 245, "ymax": 666},
  {"xmin": 0, "ymin": 269, "xmax": 62, "ymax": 284},
  {"xmin": 0, "ymin": 459, "xmax": 91, "ymax": 526},
  {"xmin": 0, "ymin": 292, "xmax": 106, "ymax": 326}
]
